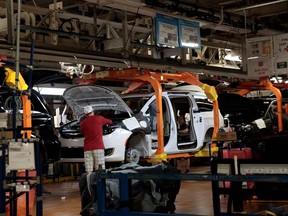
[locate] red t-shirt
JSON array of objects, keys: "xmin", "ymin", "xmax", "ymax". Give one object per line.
[{"xmin": 80, "ymin": 115, "xmax": 112, "ymax": 151}]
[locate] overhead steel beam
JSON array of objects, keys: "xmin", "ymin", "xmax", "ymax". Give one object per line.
[
  {"xmin": 56, "ymin": 12, "xmax": 151, "ymax": 33},
  {"xmin": 201, "ymin": 38, "xmax": 242, "ymax": 50},
  {"xmin": 230, "ymin": 0, "xmax": 288, "ymax": 12},
  {"xmin": 0, "ymin": 42, "xmax": 127, "ymax": 66},
  {"xmin": 219, "ymin": 0, "xmax": 243, "ymax": 6},
  {"xmin": 85, "ymin": 0, "xmax": 250, "ymax": 34},
  {"xmin": 21, "ymin": 25, "xmax": 105, "ymax": 41},
  {"xmin": 0, "ymin": 42, "xmax": 248, "ymax": 79},
  {"xmin": 0, "ymin": 2, "xmax": 151, "ymax": 34}
]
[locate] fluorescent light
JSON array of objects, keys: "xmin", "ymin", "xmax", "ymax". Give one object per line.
[
  {"xmin": 33, "ymin": 87, "xmax": 66, "ymax": 95},
  {"xmin": 224, "ymin": 49, "xmax": 242, "ymax": 62},
  {"xmin": 270, "ymin": 77, "xmax": 283, "ymax": 83},
  {"xmin": 224, "ymin": 54, "xmax": 241, "ymax": 62},
  {"xmin": 247, "ymin": 56, "xmax": 259, "ymax": 60}
]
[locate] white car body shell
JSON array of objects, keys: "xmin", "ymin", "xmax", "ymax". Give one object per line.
[{"xmin": 59, "ymin": 85, "xmax": 224, "ymax": 162}]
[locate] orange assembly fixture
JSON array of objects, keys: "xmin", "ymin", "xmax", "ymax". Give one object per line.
[
  {"xmin": 75, "ymin": 68, "xmax": 220, "ymax": 159},
  {"xmin": 236, "ymin": 77, "xmax": 283, "ymax": 132},
  {"xmin": 22, "ymin": 94, "xmax": 32, "ymax": 138}
]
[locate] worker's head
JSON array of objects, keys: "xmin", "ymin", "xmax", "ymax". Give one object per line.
[
  {"xmin": 178, "ymin": 115, "xmax": 185, "ymax": 124},
  {"xmin": 84, "ymin": 105, "xmax": 93, "ymax": 115}
]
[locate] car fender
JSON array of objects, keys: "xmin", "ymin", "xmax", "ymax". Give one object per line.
[{"xmin": 103, "ymin": 128, "xmax": 132, "ymax": 162}]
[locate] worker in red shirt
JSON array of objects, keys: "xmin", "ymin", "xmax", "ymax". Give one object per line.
[{"xmin": 80, "ymin": 105, "xmax": 112, "ymax": 173}]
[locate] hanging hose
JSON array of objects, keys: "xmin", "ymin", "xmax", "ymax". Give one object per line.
[{"xmin": 4, "ymin": 96, "xmax": 22, "ymax": 112}]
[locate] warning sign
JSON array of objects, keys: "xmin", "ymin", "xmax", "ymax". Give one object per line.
[
  {"xmin": 274, "ymin": 33, "xmax": 288, "ymax": 56},
  {"xmin": 246, "ymin": 36, "xmax": 272, "ymax": 58},
  {"xmin": 274, "ymin": 33, "xmax": 288, "ymax": 75}
]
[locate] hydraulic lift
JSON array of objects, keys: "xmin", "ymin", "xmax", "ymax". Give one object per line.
[{"xmin": 74, "ymin": 67, "xmax": 221, "ymax": 161}]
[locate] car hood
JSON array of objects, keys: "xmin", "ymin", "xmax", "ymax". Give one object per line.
[{"xmin": 63, "ymin": 85, "xmax": 133, "ymax": 118}]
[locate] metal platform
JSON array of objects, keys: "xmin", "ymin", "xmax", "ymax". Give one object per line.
[{"xmin": 89, "ymin": 159, "xmax": 288, "ymax": 216}]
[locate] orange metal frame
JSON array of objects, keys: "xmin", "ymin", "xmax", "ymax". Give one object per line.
[
  {"xmin": 75, "ymin": 68, "xmax": 220, "ymax": 160},
  {"xmin": 236, "ymin": 77, "xmax": 283, "ymax": 132},
  {"xmin": 22, "ymin": 94, "xmax": 32, "ymax": 138}
]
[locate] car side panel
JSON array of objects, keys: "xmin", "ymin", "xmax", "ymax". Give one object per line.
[
  {"xmin": 104, "ymin": 128, "xmax": 132, "ymax": 162},
  {"xmin": 60, "ymin": 128, "xmax": 132, "ymax": 162}
]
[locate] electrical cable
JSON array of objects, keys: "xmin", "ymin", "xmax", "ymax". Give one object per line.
[
  {"xmin": 4, "ymin": 96, "xmax": 22, "ymax": 112},
  {"xmin": 1, "ymin": 75, "xmax": 7, "ymax": 88}
]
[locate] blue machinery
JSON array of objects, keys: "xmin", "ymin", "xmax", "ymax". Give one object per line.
[{"xmin": 95, "ymin": 159, "xmax": 288, "ymax": 216}]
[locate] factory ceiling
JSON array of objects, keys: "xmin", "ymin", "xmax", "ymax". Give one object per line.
[{"xmin": 1, "ymin": 0, "xmax": 288, "ymax": 80}]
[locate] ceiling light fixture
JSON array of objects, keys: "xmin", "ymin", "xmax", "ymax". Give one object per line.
[
  {"xmin": 224, "ymin": 49, "xmax": 242, "ymax": 62},
  {"xmin": 224, "ymin": 53, "xmax": 241, "ymax": 62}
]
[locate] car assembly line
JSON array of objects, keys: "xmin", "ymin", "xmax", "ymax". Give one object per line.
[
  {"xmin": 60, "ymin": 69, "xmax": 223, "ymax": 162},
  {"xmin": 2, "ymin": 1, "xmax": 288, "ymax": 214},
  {"xmin": 59, "ymin": 83, "xmax": 224, "ymax": 164}
]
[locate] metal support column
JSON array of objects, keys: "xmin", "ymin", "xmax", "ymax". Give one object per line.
[
  {"xmin": 6, "ymin": 0, "xmax": 15, "ymax": 44},
  {"xmin": 122, "ymin": 11, "xmax": 130, "ymax": 58},
  {"xmin": 119, "ymin": 173, "xmax": 129, "ymax": 215},
  {"xmin": 96, "ymin": 171, "xmax": 106, "ymax": 216},
  {"xmin": 35, "ymin": 140, "xmax": 43, "ymax": 216},
  {"xmin": 0, "ymin": 144, "xmax": 7, "ymax": 216}
]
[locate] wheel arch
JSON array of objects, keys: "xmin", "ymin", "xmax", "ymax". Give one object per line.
[
  {"xmin": 204, "ymin": 127, "xmax": 214, "ymax": 144},
  {"xmin": 126, "ymin": 131, "xmax": 151, "ymax": 159}
]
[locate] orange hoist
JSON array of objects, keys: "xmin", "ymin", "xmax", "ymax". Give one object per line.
[{"xmin": 74, "ymin": 67, "xmax": 220, "ymax": 161}]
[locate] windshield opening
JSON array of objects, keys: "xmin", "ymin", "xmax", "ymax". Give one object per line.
[{"xmin": 122, "ymin": 97, "xmax": 150, "ymax": 114}]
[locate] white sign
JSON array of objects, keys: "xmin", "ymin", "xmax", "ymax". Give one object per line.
[
  {"xmin": 274, "ymin": 33, "xmax": 288, "ymax": 56},
  {"xmin": 246, "ymin": 36, "xmax": 272, "ymax": 58},
  {"xmin": 180, "ymin": 25, "xmax": 200, "ymax": 48},
  {"xmin": 158, "ymin": 22, "xmax": 179, "ymax": 47},
  {"xmin": 8, "ymin": 142, "xmax": 35, "ymax": 170},
  {"xmin": 247, "ymin": 57, "xmax": 273, "ymax": 78}
]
